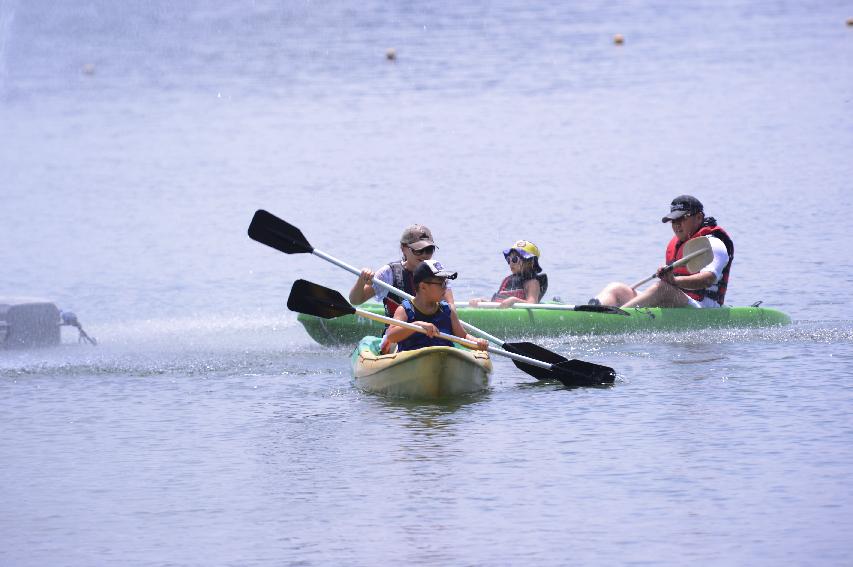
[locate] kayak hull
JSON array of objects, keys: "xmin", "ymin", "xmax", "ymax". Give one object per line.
[
  {"xmin": 302, "ymin": 304, "xmax": 792, "ymax": 346},
  {"xmin": 351, "ymin": 336, "xmax": 492, "ymax": 399}
]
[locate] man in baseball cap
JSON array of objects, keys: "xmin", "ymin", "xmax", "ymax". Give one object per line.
[
  {"xmin": 661, "ymin": 195, "xmax": 704, "ymax": 223},
  {"xmin": 591, "ymin": 195, "xmax": 735, "ymax": 309}
]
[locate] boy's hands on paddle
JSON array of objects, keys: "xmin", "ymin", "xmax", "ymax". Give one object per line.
[
  {"xmin": 467, "ymin": 336, "xmax": 489, "ymax": 351},
  {"xmin": 412, "ymin": 321, "xmax": 439, "ymax": 337}
]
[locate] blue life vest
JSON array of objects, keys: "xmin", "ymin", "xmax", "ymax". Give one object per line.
[{"xmin": 396, "ymin": 299, "xmax": 454, "ymax": 352}]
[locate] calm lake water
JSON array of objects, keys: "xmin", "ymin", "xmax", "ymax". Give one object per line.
[{"xmin": 2, "ymin": 1, "xmax": 852, "ymax": 565}]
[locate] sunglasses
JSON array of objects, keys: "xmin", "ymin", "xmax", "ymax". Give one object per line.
[
  {"xmin": 422, "ymin": 279, "xmax": 447, "ymax": 288},
  {"xmin": 408, "ymin": 245, "xmax": 436, "ymax": 256},
  {"xmin": 506, "ymin": 254, "xmax": 523, "ymax": 264}
]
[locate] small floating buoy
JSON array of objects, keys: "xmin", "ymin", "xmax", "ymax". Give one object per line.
[
  {"xmin": 385, "ymin": 48, "xmax": 396, "ymax": 61},
  {"xmin": 613, "ymin": 34, "xmax": 625, "ymax": 45},
  {"xmin": 82, "ymin": 63, "xmax": 95, "ymax": 75}
]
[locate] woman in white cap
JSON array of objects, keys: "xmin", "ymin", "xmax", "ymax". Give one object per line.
[{"xmin": 470, "ymin": 240, "xmax": 548, "ymax": 308}]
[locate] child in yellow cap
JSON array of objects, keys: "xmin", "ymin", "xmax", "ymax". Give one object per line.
[{"xmin": 470, "ymin": 240, "xmax": 548, "ymax": 308}]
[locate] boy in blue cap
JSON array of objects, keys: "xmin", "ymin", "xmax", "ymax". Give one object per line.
[{"xmin": 383, "ymin": 260, "xmax": 489, "ymax": 353}]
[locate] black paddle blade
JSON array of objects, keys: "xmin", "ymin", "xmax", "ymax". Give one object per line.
[
  {"xmin": 286, "ymin": 279, "xmax": 356, "ymax": 319},
  {"xmin": 504, "ymin": 341, "xmax": 615, "ymax": 387},
  {"xmin": 573, "ymin": 304, "xmax": 631, "ymax": 316},
  {"xmin": 503, "ymin": 341, "xmax": 569, "ymax": 381},
  {"xmin": 248, "ymin": 210, "xmax": 314, "ymax": 254},
  {"xmin": 551, "ymin": 360, "xmax": 616, "ymax": 388}
]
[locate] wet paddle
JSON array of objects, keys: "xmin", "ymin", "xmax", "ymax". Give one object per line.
[
  {"xmin": 287, "ymin": 279, "xmax": 615, "ymax": 388},
  {"xmin": 630, "ymin": 236, "xmax": 714, "ymax": 290},
  {"xmin": 461, "ymin": 301, "xmax": 629, "ymax": 315},
  {"xmin": 248, "ymin": 210, "xmax": 616, "ymax": 386}
]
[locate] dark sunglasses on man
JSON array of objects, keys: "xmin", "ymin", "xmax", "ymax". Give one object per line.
[{"xmin": 409, "ymin": 245, "xmax": 436, "ymax": 256}]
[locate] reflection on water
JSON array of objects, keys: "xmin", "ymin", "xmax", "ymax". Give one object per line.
[
  {"xmin": 376, "ymin": 391, "xmax": 491, "ymax": 433},
  {"xmin": 377, "ymin": 391, "xmax": 490, "ymax": 417}
]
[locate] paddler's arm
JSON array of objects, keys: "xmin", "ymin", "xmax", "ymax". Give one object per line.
[
  {"xmin": 658, "ymin": 269, "xmax": 717, "ymax": 290},
  {"xmin": 349, "ymin": 268, "xmax": 375, "ymax": 305},
  {"xmin": 449, "ymin": 311, "xmax": 488, "ymax": 351}
]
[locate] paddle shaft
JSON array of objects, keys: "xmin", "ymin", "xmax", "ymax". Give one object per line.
[
  {"xmin": 630, "ymin": 248, "xmax": 709, "ymax": 290},
  {"xmin": 311, "ymin": 249, "xmax": 507, "ymax": 345},
  {"xmin": 461, "ymin": 301, "xmax": 583, "ymax": 310},
  {"xmin": 354, "ymin": 307, "xmax": 558, "ymax": 371}
]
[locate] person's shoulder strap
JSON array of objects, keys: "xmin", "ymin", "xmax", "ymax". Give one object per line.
[
  {"xmin": 711, "ymin": 226, "xmax": 734, "ymax": 258},
  {"xmin": 435, "ymin": 300, "xmax": 454, "ymax": 333},
  {"xmin": 697, "ymin": 225, "xmax": 734, "ymax": 258},
  {"xmin": 386, "ymin": 261, "xmax": 406, "ymax": 301},
  {"xmin": 400, "ymin": 298, "xmax": 416, "ymax": 320},
  {"xmin": 389, "ymin": 261, "xmax": 403, "ymax": 282},
  {"xmin": 536, "ymin": 273, "xmax": 548, "ymax": 300}
]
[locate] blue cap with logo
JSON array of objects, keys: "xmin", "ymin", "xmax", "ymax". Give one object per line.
[
  {"xmin": 413, "ymin": 260, "xmax": 458, "ymax": 285},
  {"xmin": 662, "ymin": 195, "xmax": 703, "ymax": 223}
]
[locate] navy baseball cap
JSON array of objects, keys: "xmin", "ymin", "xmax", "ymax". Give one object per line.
[
  {"xmin": 662, "ymin": 195, "xmax": 703, "ymax": 223},
  {"xmin": 413, "ymin": 260, "xmax": 458, "ymax": 285}
]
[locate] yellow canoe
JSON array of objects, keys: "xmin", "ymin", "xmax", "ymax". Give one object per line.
[{"xmin": 351, "ymin": 336, "xmax": 492, "ymax": 399}]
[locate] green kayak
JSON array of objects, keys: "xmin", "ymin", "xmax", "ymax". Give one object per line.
[{"xmin": 296, "ymin": 303, "xmax": 792, "ymax": 346}]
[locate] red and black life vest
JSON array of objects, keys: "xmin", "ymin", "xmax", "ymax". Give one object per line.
[
  {"xmin": 492, "ymin": 273, "xmax": 548, "ymax": 302},
  {"xmin": 665, "ymin": 224, "xmax": 734, "ymax": 305},
  {"xmin": 383, "ymin": 261, "xmax": 416, "ymax": 317}
]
